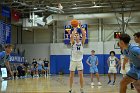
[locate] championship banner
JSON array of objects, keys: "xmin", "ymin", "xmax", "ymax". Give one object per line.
[
  {"xmin": 2, "ymin": 6, "xmax": 11, "ymax": 18},
  {"xmin": 0, "ymin": 21, "xmax": 11, "ymax": 44},
  {"xmin": 64, "ymin": 24, "xmax": 88, "ymax": 44},
  {"xmin": 5, "ymin": 24, "xmax": 11, "ymax": 44},
  {"xmin": 0, "ymin": 21, "xmax": 5, "ymax": 44}
]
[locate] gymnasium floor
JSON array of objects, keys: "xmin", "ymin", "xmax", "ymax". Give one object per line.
[{"xmin": 0, "ymin": 75, "xmax": 137, "ymax": 93}]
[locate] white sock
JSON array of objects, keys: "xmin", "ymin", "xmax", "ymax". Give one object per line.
[
  {"xmin": 0, "ymin": 77, "xmax": 2, "ymax": 80},
  {"xmin": 80, "ymin": 88, "xmax": 84, "ymax": 92}
]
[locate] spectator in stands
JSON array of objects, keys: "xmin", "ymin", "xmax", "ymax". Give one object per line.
[
  {"xmin": 23, "ymin": 60, "xmax": 29, "ymax": 77},
  {"xmin": 37, "ymin": 58, "xmax": 43, "ymax": 77},
  {"xmin": 17, "ymin": 64, "xmax": 25, "ymax": 79},
  {"xmin": 43, "ymin": 58, "xmax": 49, "ymax": 76},
  {"xmin": 31, "ymin": 58, "xmax": 38, "ymax": 77}
]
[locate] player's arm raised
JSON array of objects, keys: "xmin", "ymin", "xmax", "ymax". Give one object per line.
[
  {"xmin": 70, "ymin": 28, "xmax": 77, "ymax": 45},
  {"xmin": 81, "ymin": 27, "xmax": 86, "ymax": 45}
]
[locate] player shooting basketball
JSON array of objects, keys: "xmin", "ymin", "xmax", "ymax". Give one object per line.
[{"xmin": 69, "ymin": 20, "xmax": 86, "ymax": 93}]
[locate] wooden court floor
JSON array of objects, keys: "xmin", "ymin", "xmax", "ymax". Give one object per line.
[{"xmin": 0, "ymin": 75, "xmax": 137, "ymax": 93}]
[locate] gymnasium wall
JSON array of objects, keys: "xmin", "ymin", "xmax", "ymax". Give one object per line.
[
  {"xmin": 15, "ymin": 41, "xmax": 121, "ymax": 74},
  {"xmin": 50, "ymin": 41, "xmax": 121, "ymax": 74},
  {"xmin": 15, "ymin": 38, "xmax": 137, "ymax": 75},
  {"xmin": 13, "ymin": 16, "xmax": 140, "ymax": 74},
  {"xmin": 11, "ymin": 17, "xmax": 140, "ymax": 44},
  {"xmin": 11, "ymin": 26, "xmax": 53, "ymax": 44},
  {"xmin": 55, "ymin": 18, "xmax": 140, "ymax": 43},
  {"xmin": 16, "ymin": 44, "xmax": 50, "ymax": 63}
]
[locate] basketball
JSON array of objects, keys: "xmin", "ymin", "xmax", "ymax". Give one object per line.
[{"xmin": 71, "ymin": 19, "xmax": 79, "ymax": 27}]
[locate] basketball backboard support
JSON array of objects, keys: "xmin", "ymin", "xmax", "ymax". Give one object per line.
[{"xmin": 114, "ymin": 40, "xmax": 120, "ymax": 49}]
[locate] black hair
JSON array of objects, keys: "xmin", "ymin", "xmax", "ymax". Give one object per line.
[
  {"xmin": 110, "ymin": 51, "xmax": 115, "ymax": 55},
  {"xmin": 133, "ymin": 32, "xmax": 140, "ymax": 38},
  {"xmin": 119, "ymin": 34, "xmax": 131, "ymax": 44}
]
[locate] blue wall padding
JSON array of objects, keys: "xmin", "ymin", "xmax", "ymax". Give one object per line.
[{"xmin": 50, "ymin": 54, "xmax": 120, "ymax": 74}]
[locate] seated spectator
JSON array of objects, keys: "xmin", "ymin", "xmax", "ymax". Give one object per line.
[
  {"xmin": 31, "ymin": 58, "xmax": 38, "ymax": 77},
  {"xmin": 17, "ymin": 64, "xmax": 25, "ymax": 79},
  {"xmin": 37, "ymin": 58, "xmax": 44, "ymax": 77},
  {"xmin": 43, "ymin": 58, "xmax": 49, "ymax": 76}
]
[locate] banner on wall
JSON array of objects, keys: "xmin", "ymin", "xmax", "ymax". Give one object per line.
[
  {"xmin": 2, "ymin": 6, "xmax": 11, "ymax": 18},
  {"xmin": 5, "ymin": 24, "xmax": 11, "ymax": 44},
  {"xmin": 64, "ymin": 24, "xmax": 88, "ymax": 44},
  {"xmin": 9, "ymin": 53, "xmax": 26, "ymax": 63},
  {"xmin": 0, "ymin": 21, "xmax": 5, "ymax": 44},
  {"xmin": 0, "ymin": 21, "xmax": 11, "ymax": 44}
]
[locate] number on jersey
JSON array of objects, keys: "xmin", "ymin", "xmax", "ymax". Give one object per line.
[{"xmin": 77, "ymin": 47, "xmax": 80, "ymax": 50}]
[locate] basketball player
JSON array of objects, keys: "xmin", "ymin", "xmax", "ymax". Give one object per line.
[
  {"xmin": 120, "ymin": 51, "xmax": 130, "ymax": 77},
  {"xmin": 86, "ymin": 50, "xmax": 102, "ymax": 86},
  {"xmin": 43, "ymin": 58, "xmax": 49, "ymax": 76},
  {"xmin": 134, "ymin": 32, "xmax": 140, "ymax": 46},
  {"xmin": 69, "ymin": 24, "xmax": 86, "ymax": 93},
  {"xmin": 0, "ymin": 44, "xmax": 13, "ymax": 81},
  {"xmin": 133, "ymin": 32, "xmax": 140, "ymax": 92},
  {"xmin": 118, "ymin": 33, "xmax": 140, "ymax": 93},
  {"xmin": 107, "ymin": 51, "xmax": 119, "ymax": 85},
  {"xmin": 119, "ymin": 51, "xmax": 134, "ymax": 90},
  {"xmin": 17, "ymin": 64, "xmax": 25, "ymax": 79}
]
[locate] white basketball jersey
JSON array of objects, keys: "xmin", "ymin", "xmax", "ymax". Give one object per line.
[
  {"xmin": 109, "ymin": 56, "xmax": 116, "ymax": 67},
  {"xmin": 71, "ymin": 41, "xmax": 83, "ymax": 61},
  {"xmin": 120, "ymin": 55, "xmax": 130, "ymax": 68}
]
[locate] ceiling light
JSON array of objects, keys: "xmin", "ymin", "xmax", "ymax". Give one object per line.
[
  {"xmin": 34, "ymin": 8, "xmax": 37, "ymax": 10},
  {"xmin": 71, "ymin": 7, "xmax": 78, "ymax": 9}
]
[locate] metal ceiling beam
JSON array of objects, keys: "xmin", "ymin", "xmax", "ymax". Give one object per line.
[{"xmin": 2, "ymin": 0, "xmax": 140, "ymax": 17}]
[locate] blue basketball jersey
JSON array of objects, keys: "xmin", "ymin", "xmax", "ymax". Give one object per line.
[
  {"xmin": 0, "ymin": 51, "xmax": 10, "ymax": 66},
  {"xmin": 87, "ymin": 55, "xmax": 98, "ymax": 67},
  {"xmin": 123, "ymin": 44, "xmax": 140, "ymax": 68}
]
